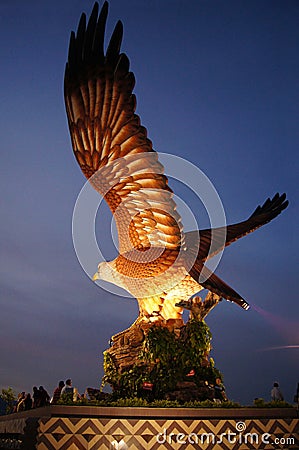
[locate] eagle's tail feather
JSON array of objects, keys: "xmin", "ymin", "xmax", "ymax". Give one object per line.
[{"xmin": 189, "ymin": 264, "xmax": 250, "ymax": 310}]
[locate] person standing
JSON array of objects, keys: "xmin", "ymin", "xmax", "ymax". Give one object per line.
[
  {"xmin": 16, "ymin": 392, "xmax": 25, "ymax": 412},
  {"xmin": 271, "ymin": 382, "xmax": 284, "ymax": 401},
  {"xmin": 24, "ymin": 393, "xmax": 33, "ymax": 410},
  {"xmin": 51, "ymin": 381, "xmax": 65, "ymax": 404},
  {"xmin": 61, "ymin": 379, "xmax": 74, "ymax": 397},
  {"xmin": 38, "ymin": 386, "xmax": 50, "ymax": 407},
  {"xmin": 294, "ymin": 382, "xmax": 299, "ymax": 406},
  {"xmin": 32, "ymin": 386, "xmax": 40, "ymax": 408},
  {"xmin": 61, "ymin": 379, "xmax": 80, "ymax": 401},
  {"xmin": 214, "ymin": 378, "xmax": 227, "ymax": 402}
]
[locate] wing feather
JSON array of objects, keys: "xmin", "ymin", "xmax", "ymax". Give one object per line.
[
  {"xmin": 185, "ymin": 193, "xmax": 288, "ymax": 262},
  {"xmin": 64, "ymin": 2, "xmax": 183, "ymax": 253}
]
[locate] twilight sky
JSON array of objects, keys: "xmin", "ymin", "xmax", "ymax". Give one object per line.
[{"xmin": 0, "ymin": 0, "xmax": 298, "ymax": 405}]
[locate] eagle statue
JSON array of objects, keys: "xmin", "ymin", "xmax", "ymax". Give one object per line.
[{"xmin": 64, "ymin": 2, "xmax": 288, "ymax": 327}]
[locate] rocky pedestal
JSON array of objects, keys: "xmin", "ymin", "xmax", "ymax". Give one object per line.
[
  {"xmin": 105, "ymin": 292, "xmax": 220, "ymax": 374},
  {"xmin": 105, "ymin": 318, "xmax": 183, "ymax": 373},
  {"xmin": 102, "ymin": 294, "xmax": 224, "ymax": 401}
]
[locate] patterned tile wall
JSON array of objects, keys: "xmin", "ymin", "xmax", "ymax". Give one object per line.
[{"xmin": 37, "ymin": 416, "xmax": 299, "ymax": 450}]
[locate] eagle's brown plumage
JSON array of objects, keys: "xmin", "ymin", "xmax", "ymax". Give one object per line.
[{"xmin": 64, "ymin": 2, "xmax": 288, "ymax": 323}]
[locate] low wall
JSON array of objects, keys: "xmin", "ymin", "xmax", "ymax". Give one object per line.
[{"xmin": 0, "ymin": 405, "xmax": 298, "ymax": 449}]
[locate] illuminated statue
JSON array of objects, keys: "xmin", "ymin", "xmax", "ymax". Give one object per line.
[
  {"xmin": 64, "ymin": 2, "xmax": 288, "ymax": 326},
  {"xmin": 64, "ymin": 2, "xmax": 288, "ymax": 398}
]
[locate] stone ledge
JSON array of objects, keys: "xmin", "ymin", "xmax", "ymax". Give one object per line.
[
  {"xmin": 0, "ymin": 405, "xmax": 298, "ymax": 422},
  {"xmin": 0, "ymin": 406, "xmax": 298, "ymax": 450}
]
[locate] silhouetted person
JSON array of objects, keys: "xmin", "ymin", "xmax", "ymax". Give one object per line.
[
  {"xmin": 38, "ymin": 386, "xmax": 50, "ymax": 407},
  {"xmin": 271, "ymin": 382, "xmax": 284, "ymax": 401},
  {"xmin": 51, "ymin": 381, "xmax": 65, "ymax": 404},
  {"xmin": 16, "ymin": 392, "xmax": 25, "ymax": 412},
  {"xmin": 214, "ymin": 378, "xmax": 227, "ymax": 402},
  {"xmin": 24, "ymin": 393, "xmax": 32, "ymax": 411},
  {"xmin": 294, "ymin": 382, "xmax": 299, "ymax": 405},
  {"xmin": 32, "ymin": 386, "xmax": 40, "ymax": 408},
  {"xmin": 61, "ymin": 379, "xmax": 80, "ymax": 401}
]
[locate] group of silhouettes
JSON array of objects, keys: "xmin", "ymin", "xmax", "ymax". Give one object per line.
[
  {"xmin": 14, "ymin": 379, "xmax": 79, "ymax": 412},
  {"xmin": 14, "ymin": 386, "xmax": 50, "ymax": 412}
]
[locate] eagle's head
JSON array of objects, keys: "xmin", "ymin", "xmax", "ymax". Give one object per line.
[{"xmin": 92, "ymin": 261, "xmax": 116, "ymax": 284}]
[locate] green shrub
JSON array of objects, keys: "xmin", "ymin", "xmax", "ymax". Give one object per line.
[
  {"xmin": 253, "ymin": 398, "xmax": 293, "ymax": 408},
  {"xmin": 0, "ymin": 387, "xmax": 17, "ymax": 414},
  {"xmin": 56, "ymin": 396, "xmax": 243, "ymax": 409},
  {"xmin": 101, "ymin": 320, "xmax": 224, "ymax": 400}
]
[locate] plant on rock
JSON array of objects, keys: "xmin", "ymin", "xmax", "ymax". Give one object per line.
[{"xmin": 102, "ymin": 319, "xmax": 224, "ymax": 401}]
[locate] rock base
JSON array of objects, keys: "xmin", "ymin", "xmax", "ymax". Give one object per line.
[{"xmin": 165, "ymin": 381, "xmax": 215, "ymax": 402}]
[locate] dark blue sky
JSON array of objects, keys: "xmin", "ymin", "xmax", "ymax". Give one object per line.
[{"xmin": 0, "ymin": 0, "xmax": 298, "ymax": 404}]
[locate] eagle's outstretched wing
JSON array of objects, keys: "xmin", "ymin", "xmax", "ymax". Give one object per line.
[
  {"xmin": 185, "ymin": 193, "xmax": 288, "ymax": 263},
  {"xmin": 64, "ymin": 2, "xmax": 183, "ymax": 254},
  {"xmin": 65, "ymin": 2, "xmax": 289, "ymax": 320}
]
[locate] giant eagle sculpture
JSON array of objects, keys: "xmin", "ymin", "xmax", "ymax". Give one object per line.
[{"xmin": 64, "ymin": 2, "xmax": 288, "ymax": 325}]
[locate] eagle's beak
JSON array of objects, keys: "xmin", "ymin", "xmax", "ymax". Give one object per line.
[{"xmin": 92, "ymin": 272, "xmax": 99, "ymax": 281}]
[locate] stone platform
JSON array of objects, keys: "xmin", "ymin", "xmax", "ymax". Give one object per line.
[{"xmin": 0, "ymin": 405, "xmax": 298, "ymax": 449}]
